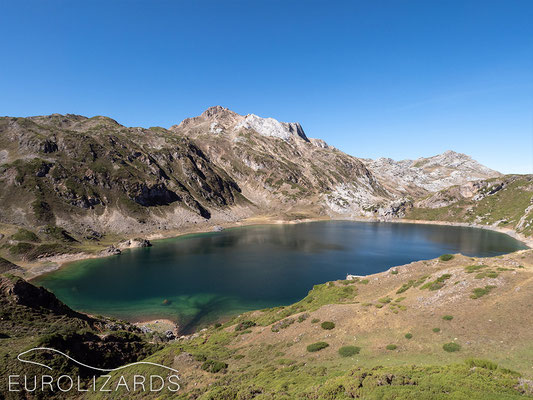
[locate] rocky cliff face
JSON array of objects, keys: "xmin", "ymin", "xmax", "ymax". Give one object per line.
[{"xmin": 0, "ymin": 107, "xmax": 504, "ymax": 245}]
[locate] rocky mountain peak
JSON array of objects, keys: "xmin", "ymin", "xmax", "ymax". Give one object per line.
[
  {"xmin": 201, "ymin": 105, "xmax": 240, "ymax": 119},
  {"xmin": 365, "ymin": 151, "xmax": 501, "ymax": 194},
  {"xmin": 173, "ymin": 106, "xmax": 309, "ymax": 142},
  {"xmin": 234, "ymin": 114, "xmax": 309, "ymax": 142}
]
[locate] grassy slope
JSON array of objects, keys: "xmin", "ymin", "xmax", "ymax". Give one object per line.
[
  {"xmin": 0, "ymin": 274, "xmax": 164, "ymax": 398},
  {"xmin": 406, "ymin": 175, "xmax": 533, "ymax": 236},
  {"xmin": 89, "ymin": 250, "xmax": 533, "ymax": 399}
]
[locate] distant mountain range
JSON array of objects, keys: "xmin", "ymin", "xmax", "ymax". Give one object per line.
[{"xmin": 0, "ymin": 106, "xmax": 530, "ymax": 260}]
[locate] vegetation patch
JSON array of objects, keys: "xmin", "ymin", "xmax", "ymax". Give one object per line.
[
  {"xmin": 470, "ymin": 285, "xmax": 497, "ymax": 299},
  {"xmin": 297, "ymin": 313, "xmax": 309, "ymax": 323},
  {"xmin": 307, "ymin": 342, "xmax": 329, "ymax": 352},
  {"xmin": 386, "ymin": 344, "xmax": 397, "ymax": 350},
  {"xmin": 10, "ymin": 228, "xmax": 40, "ymax": 243},
  {"xmin": 420, "ymin": 274, "xmax": 452, "ymax": 291},
  {"xmin": 405, "ymin": 333, "xmax": 413, "ymax": 339},
  {"xmin": 442, "ymin": 315, "xmax": 454, "ymax": 321},
  {"xmin": 465, "ymin": 265, "xmax": 488, "ymax": 273},
  {"xmin": 389, "ymin": 303, "xmax": 407, "ymax": 313},
  {"xmin": 465, "ymin": 358, "xmax": 498, "ymax": 370},
  {"xmin": 338, "ymin": 346, "xmax": 361, "ymax": 357},
  {"xmin": 42, "ymin": 225, "xmax": 77, "ymax": 242},
  {"xmin": 201, "ymin": 360, "xmax": 228, "ymax": 373},
  {"xmin": 439, "ymin": 254, "xmax": 454, "ymax": 261},
  {"xmin": 271, "ymin": 318, "xmax": 295, "ymax": 332},
  {"xmin": 306, "ymin": 363, "xmax": 525, "ymax": 399},
  {"xmin": 395, "ymin": 297, "xmax": 406, "ymax": 302},
  {"xmin": 321, "ymin": 321, "xmax": 335, "ymax": 330},
  {"xmin": 235, "ymin": 320, "xmax": 256, "ymax": 331},
  {"xmin": 433, "ymin": 327, "xmax": 441, "ymax": 333},
  {"xmin": 396, "ymin": 275, "xmax": 428, "ymax": 294},
  {"xmin": 8, "ymin": 242, "xmax": 35, "ymax": 256},
  {"xmin": 443, "ymin": 342, "xmax": 461, "ymax": 352},
  {"xmin": 475, "ymin": 271, "xmax": 499, "ymax": 279}
]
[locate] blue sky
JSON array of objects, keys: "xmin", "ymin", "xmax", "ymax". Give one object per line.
[{"xmin": 1, "ymin": 1, "xmax": 531, "ymax": 173}]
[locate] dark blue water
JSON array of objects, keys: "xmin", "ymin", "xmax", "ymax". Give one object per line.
[{"xmin": 34, "ymin": 221, "xmax": 527, "ymax": 332}]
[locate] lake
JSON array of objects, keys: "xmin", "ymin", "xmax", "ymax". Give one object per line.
[{"xmin": 34, "ymin": 221, "xmax": 527, "ymax": 333}]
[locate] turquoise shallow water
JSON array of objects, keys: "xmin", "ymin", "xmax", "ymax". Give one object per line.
[{"xmin": 34, "ymin": 221, "xmax": 527, "ymax": 333}]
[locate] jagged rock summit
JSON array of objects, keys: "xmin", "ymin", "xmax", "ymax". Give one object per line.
[{"xmin": 172, "ymin": 106, "xmax": 309, "ymax": 142}]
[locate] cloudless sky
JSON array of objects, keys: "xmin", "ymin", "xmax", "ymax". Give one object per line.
[{"xmin": 1, "ymin": 0, "xmax": 532, "ymax": 173}]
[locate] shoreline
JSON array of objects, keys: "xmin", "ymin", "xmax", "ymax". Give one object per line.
[
  {"xmin": 382, "ymin": 218, "xmax": 533, "ymax": 248},
  {"xmin": 25, "ymin": 215, "xmax": 329, "ymax": 281},
  {"xmin": 23, "ymin": 215, "xmax": 531, "ymax": 282}
]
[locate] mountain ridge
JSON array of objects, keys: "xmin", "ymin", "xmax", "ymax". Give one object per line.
[{"xmin": 1, "ymin": 106, "xmax": 527, "ymax": 271}]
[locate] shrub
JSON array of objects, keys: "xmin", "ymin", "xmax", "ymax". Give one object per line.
[
  {"xmin": 433, "ymin": 328, "xmax": 441, "ymax": 333},
  {"xmin": 297, "ymin": 313, "xmax": 309, "ymax": 323},
  {"xmin": 311, "ymin": 318, "xmax": 320, "ymax": 324},
  {"xmin": 338, "ymin": 346, "xmax": 361, "ymax": 357},
  {"xmin": 439, "ymin": 254, "xmax": 454, "ymax": 261},
  {"xmin": 396, "ymin": 276, "xmax": 429, "ymax": 294},
  {"xmin": 395, "ymin": 297, "xmax": 406, "ymax": 302},
  {"xmin": 405, "ymin": 333, "xmax": 413, "ymax": 339},
  {"xmin": 321, "ymin": 321, "xmax": 335, "ymax": 330},
  {"xmin": 470, "ymin": 285, "xmax": 496, "ymax": 299},
  {"xmin": 235, "ymin": 320, "xmax": 256, "ymax": 331},
  {"xmin": 271, "ymin": 318, "xmax": 295, "ymax": 332},
  {"xmin": 378, "ymin": 297, "xmax": 392, "ymax": 304},
  {"xmin": 442, "ymin": 315, "xmax": 454, "ymax": 321},
  {"xmin": 465, "ymin": 265, "xmax": 487, "ymax": 273},
  {"xmin": 192, "ymin": 353, "xmax": 207, "ymax": 362},
  {"xmin": 443, "ymin": 342, "xmax": 461, "ymax": 352},
  {"xmin": 360, "ymin": 279, "xmax": 369, "ymax": 284},
  {"xmin": 201, "ymin": 360, "xmax": 228, "ymax": 373},
  {"xmin": 307, "ymin": 342, "xmax": 329, "ymax": 352},
  {"xmin": 386, "ymin": 344, "xmax": 397, "ymax": 350},
  {"xmin": 475, "ymin": 271, "xmax": 499, "ymax": 279},
  {"xmin": 233, "ymin": 354, "xmax": 245, "ymax": 360},
  {"xmin": 214, "ymin": 323, "xmax": 222, "ymax": 328},
  {"xmin": 420, "ymin": 274, "xmax": 452, "ymax": 291}
]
